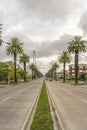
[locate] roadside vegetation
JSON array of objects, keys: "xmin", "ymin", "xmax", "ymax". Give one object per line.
[
  {"xmin": 0, "ymin": 24, "xmax": 87, "ymax": 85},
  {"xmin": 59, "ymin": 51, "xmax": 70, "ymax": 82},
  {"xmin": 0, "ymin": 24, "xmax": 43, "ymax": 84},
  {"xmin": 45, "ymin": 36, "xmax": 87, "ymax": 85},
  {"xmin": 30, "ymin": 81, "xmax": 54, "ymax": 130}
]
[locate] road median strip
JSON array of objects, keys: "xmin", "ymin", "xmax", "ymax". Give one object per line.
[{"xmin": 30, "ymin": 80, "xmax": 54, "ymax": 130}]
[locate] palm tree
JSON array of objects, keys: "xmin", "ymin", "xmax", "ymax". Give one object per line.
[
  {"xmin": 67, "ymin": 36, "xmax": 87, "ymax": 84},
  {"xmin": 30, "ymin": 64, "xmax": 36, "ymax": 80},
  {"xmin": 0, "ymin": 38, "xmax": 3, "ymax": 46},
  {"xmin": 52, "ymin": 63, "xmax": 59, "ymax": 79},
  {"xmin": 6, "ymin": 37, "xmax": 24, "ymax": 83},
  {"xmin": 20, "ymin": 53, "xmax": 30, "ymax": 82},
  {"xmin": 0, "ymin": 24, "xmax": 3, "ymax": 46},
  {"xmin": 30, "ymin": 64, "xmax": 42, "ymax": 79},
  {"xmin": 59, "ymin": 51, "xmax": 70, "ymax": 82}
]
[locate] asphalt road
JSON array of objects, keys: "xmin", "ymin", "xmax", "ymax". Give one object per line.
[
  {"xmin": 0, "ymin": 79, "xmax": 42, "ymax": 130},
  {"xmin": 46, "ymin": 80, "xmax": 87, "ymax": 130}
]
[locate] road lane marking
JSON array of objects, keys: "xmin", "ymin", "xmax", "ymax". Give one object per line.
[
  {"xmin": 29, "ymin": 86, "xmax": 32, "ymax": 88},
  {"xmin": 2, "ymin": 97, "xmax": 11, "ymax": 102},
  {"xmin": 18, "ymin": 90, "xmax": 24, "ymax": 93},
  {"xmin": 82, "ymin": 99, "xmax": 87, "ymax": 104}
]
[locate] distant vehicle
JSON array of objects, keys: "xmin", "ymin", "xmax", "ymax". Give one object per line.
[
  {"xmin": 49, "ymin": 78, "xmax": 52, "ymax": 81},
  {"xmin": 45, "ymin": 77, "xmax": 48, "ymax": 80}
]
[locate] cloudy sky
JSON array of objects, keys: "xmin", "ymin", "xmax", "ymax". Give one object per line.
[{"xmin": 0, "ymin": 0, "xmax": 87, "ymax": 74}]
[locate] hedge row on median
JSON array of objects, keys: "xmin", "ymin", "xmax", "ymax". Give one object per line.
[{"xmin": 30, "ymin": 81, "xmax": 54, "ymax": 130}]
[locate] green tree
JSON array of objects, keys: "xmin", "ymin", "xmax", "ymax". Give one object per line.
[
  {"xmin": 45, "ymin": 63, "xmax": 59, "ymax": 79},
  {"xmin": 0, "ymin": 62, "xmax": 8, "ymax": 81},
  {"xmin": 16, "ymin": 66, "xmax": 24, "ymax": 80},
  {"xmin": 59, "ymin": 51, "xmax": 70, "ymax": 82},
  {"xmin": 67, "ymin": 36, "xmax": 87, "ymax": 84},
  {"xmin": 30, "ymin": 64, "xmax": 36, "ymax": 79},
  {"xmin": 0, "ymin": 24, "xmax": 3, "ymax": 46},
  {"xmin": 0, "ymin": 61, "xmax": 14, "ymax": 82},
  {"xmin": 52, "ymin": 63, "xmax": 59, "ymax": 79},
  {"xmin": 20, "ymin": 53, "xmax": 30, "ymax": 82},
  {"xmin": 6, "ymin": 37, "xmax": 24, "ymax": 83},
  {"xmin": 30, "ymin": 64, "xmax": 43, "ymax": 79},
  {"xmin": 45, "ymin": 69, "xmax": 53, "ymax": 78}
]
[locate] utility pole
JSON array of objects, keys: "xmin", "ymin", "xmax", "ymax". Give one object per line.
[
  {"xmin": 33, "ymin": 50, "xmax": 36, "ymax": 65},
  {"xmin": 32, "ymin": 51, "xmax": 36, "ymax": 79}
]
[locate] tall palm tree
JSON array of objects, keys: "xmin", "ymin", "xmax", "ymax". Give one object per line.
[
  {"xmin": 30, "ymin": 63, "xmax": 36, "ymax": 80},
  {"xmin": 0, "ymin": 38, "xmax": 3, "ymax": 46},
  {"xmin": 52, "ymin": 63, "xmax": 59, "ymax": 79},
  {"xmin": 67, "ymin": 36, "xmax": 87, "ymax": 84},
  {"xmin": 30, "ymin": 64, "xmax": 43, "ymax": 79},
  {"xmin": 20, "ymin": 53, "xmax": 30, "ymax": 82},
  {"xmin": 0, "ymin": 24, "xmax": 3, "ymax": 46},
  {"xmin": 59, "ymin": 51, "xmax": 70, "ymax": 82},
  {"xmin": 6, "ymin": 37, "xmax": 24, "ymax": 83}
]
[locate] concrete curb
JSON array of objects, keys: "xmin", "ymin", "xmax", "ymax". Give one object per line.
[
  {"xmin": 21, "ymin": 88, "xmax": 42, "ymax": 130},
  {"xmin": 46, "ymin": 85, "xmax": 65, "ymax": 130},
  {"xmin": 46, "ymin": 87, "xmax": 58, "ymax": 130}
]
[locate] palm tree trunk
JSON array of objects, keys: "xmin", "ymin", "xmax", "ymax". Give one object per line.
[
  {"xmin": 31, "ymin": 69, "xmax": 33, "ymax": 80},
  {"xmin": 14, "ymin": 52, "xmax": 17, "ymax": 83},
  {"xmin": 24, "ymin": 62, "xmax": 26, "ymax": 82},
  {"xmin": 75, "ymin": 52, "xmax": 78, "ymax": 84},
  {"xmin": 63, "ymin": 62, "xmax": 66, "ymax": 82},
  {"xmin": 55, "ymin": 69, "xmax": 56, "ymax": 79}
]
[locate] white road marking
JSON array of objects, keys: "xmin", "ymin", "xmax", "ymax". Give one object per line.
[
  {"xmin": 18, "ymin": 90, "xmax": 23, "ymax": 93},
  {"xmin": 2, "ymin": 97, "xmax": 11, "ymax": 102},
  {"xmin": 82, "ymin": 99, "xmax": 87, "ymax": 104}
]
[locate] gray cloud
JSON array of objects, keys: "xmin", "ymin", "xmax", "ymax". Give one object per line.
[
  {"xmin": 79, "ymin": 11, "xmax": 87, "ymax": 34},
  {"xmin": 20, "ymin": 34, "xmax": 72, "ymax": 58},
  {"xmin": 0, "ymin": 0, "xmax": 83, "ymax": 43},
  {"xmin": 35, "ymin": 34, "xmax": 72, "ymax": 58},
  {"xmin": 18, "ymin": 0, "xmax": 77, "ymax": 21},
  {"xmin": 0, "ymin": 0, "xmax": 87, "ymax": 74},
  {"xmin": 0, "ymin": 34, "xmax": 72, "ymax": 61},
  {"xmin": 0, "ymin": 0, "xmax": 79, "ymax": 28}
]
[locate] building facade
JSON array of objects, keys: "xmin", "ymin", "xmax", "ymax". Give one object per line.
[{"xmin": 69, "ymin": 64, "xmax": 87, "ymax": 78}]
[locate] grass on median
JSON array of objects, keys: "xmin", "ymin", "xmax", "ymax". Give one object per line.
[
  {"xmin": 30, "ymin": 80, "xmax": 54, "ymax": 130},
  {"xmin": 0, "ymin": 85, "xmax": 5, "ymax": 88}
]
